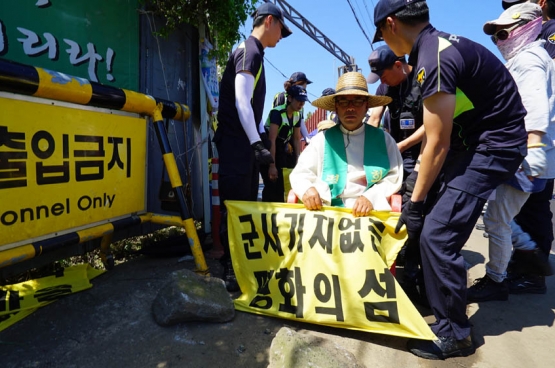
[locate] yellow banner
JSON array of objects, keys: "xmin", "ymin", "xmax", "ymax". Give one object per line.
[
  {"xmin": 0, "ymin": 263, "xmax": 105, "ymax": 332},
  {"xmin": 0, "ymin": 96, "xmax": 147, "ymax": 249},
  {"xmin": 227, "ymin": 200, "xmax": 435, "ymax": 340}
]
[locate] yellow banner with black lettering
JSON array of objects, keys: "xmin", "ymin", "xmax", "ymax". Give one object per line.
[
  {"xmin": 0, "ymin": 263, "xmax": 105, "ymax": 332},
  {"xmin": 227, "ymin": 200, "xmax": 436, "ymax": 341}
]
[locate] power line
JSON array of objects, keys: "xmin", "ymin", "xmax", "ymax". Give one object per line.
[
  {"xmin": 345, "ymin": 0, "xmax": 373, "ymax": 46},
  {"xmin": 352, "ymin": 0, "xmax": 375, "ymax": 45},
  {"xmin": 264, "ymin": 56, "xmax": 319, "ymax": 99}
]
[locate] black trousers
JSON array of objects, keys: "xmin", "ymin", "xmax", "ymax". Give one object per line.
[
  {"xmin": 420, "ymin": 147, "xmax": 524, "ymax": 340},
  {"xmin": 215, "ymin": 136, "xmax": 259, "ymax": 262},
  {"xmin": 260, "ymin": 164, "xmax": 285, "ymax": 202}
]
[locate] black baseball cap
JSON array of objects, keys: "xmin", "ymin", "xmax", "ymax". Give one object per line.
[
  {"xmin": 502, "ymin": 0, "xmax": 527, "ymax": 10},
  {"xmin": 372, "ymin": 0, "xmax": 426, "ymax": 43},
  {"xmin": 367, "ymin": 45, "xmax": 405, "ymax": 84},
  {"xmin": 289, "ymin": 72, "xmax": 312, "ymax": 84},
  {"xmin": 252, "ymin": 3, "xmax": 292, "ymax": 38},
  {"xmin": 287, "ymin": 85, "xmax": 309, "ymax": 102}
]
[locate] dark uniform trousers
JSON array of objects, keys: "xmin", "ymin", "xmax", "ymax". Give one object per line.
[
  {"xmin": 420, "ymin": 146, "xmax": 524, "ymax": 340},
  {"xmin": 260, "ymin": 164, "xmax": 286, "ymax": 202},
  {"xmin": 215, "ymin": 135, "xmax": 260, "ymax": 262},
  {"xmin": 514, "ymin": 179, "xmax": 555, "ymax": 261}
]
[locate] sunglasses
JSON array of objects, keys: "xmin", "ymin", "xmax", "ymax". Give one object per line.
[
  {"xmin": 336, "ymin": 98, "xmax": 367, "ymax": 108},
  {"xmin": 491, "ymin": 21, "xmax": 526, "ymax": 44}
]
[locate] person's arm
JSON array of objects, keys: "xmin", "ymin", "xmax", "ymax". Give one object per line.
[
  {"xmin": 293, "ymin": 127, "xmax": 302, "ymax": 163},
  {"xmin": 368, "ymin": 105, "xmax": 385, "ymax": 128},
  {"xmin": 411, "ymin": 92, "xmax": 454, "ymax": 202},
  {"xmin": 397, "ymin": 125, "xmax": 425, "ymax": 153},
  {"xmin": 289, "ymin": 134, "xmax": 331, "ymax": 207},
  {"xmin": 512, "ymin": 50, "xmax": 549, "ymax": 178},
  {"xmin": 268, "ymin": 123, "xmax": 279, "ymax": 181},
  {"xmin": 235, "ymin": 72, "xmax": 260, "ymax": 144},
  {"xmin": 300, "ymin": 119, "xmax": 310, "ymax": 142}
]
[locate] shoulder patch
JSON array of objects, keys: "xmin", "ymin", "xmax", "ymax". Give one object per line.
[
  {"xmin": 416, "ymin": 67, "xmax": 426, "ymax": 86},
  {"xmin": 548, "ymin": 33, "xmax": 555, "ymax": 44}
]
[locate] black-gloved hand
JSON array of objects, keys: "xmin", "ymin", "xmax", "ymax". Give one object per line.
[
  {"xmin": 251, "ymin": 141, "xmax": 274, "ymax": 165},
  {"xmin": 395, "ymin": 200, "xmax": 424, "ymax": 241},
  {"xmin": 260, "ymin": 132, "xmax": 272, "ymax": 150}
]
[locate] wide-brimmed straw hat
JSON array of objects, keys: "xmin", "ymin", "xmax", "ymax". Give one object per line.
[{"xmin": 312, "ymin": 72, "xmax": 392, "ymax": 112}]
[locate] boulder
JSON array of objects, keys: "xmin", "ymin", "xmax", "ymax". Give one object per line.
[{"xmin": 152, "ymin": 269, "xmax": 234, "ymax": 326}]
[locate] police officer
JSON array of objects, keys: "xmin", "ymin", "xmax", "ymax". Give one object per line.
[
  {"xmin": 373, "ymin": 0, "xmax": 527, "ymax": 359},
  {"xmin": 261, "ymin": 85, "xmax": 308, "ymax": 202},
  {"xmin": 213, "ymin": 2, "xmax": 291, "ymax": 292},
  {"xmin": 273, "ymin": 72, "xmax": 313, "ymax": 144}
]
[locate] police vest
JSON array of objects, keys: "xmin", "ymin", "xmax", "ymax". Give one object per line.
[{"xmin": 265, "ymin": 103, "xmax": 301, "ymax": 143}]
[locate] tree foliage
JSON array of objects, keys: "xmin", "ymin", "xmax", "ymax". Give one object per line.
[{"xmin": 141, "ymin": 0, "xmax": 258, "ymax": 65}]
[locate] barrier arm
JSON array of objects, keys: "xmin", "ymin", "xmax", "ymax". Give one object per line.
[{"xmin": 0, "ymin": 59, "xmax": 209, "ymax": 275}]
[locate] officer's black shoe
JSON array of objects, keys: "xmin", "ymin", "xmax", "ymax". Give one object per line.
[
  {"xmin": 508, "ymin": 274, "xmax": 546, "ymax": 294},
  {"xmin": 222, "ymin": 259, "xmax": 240, "ymax": 292},
  {"xmin": 407, "ymin": 335, "xmax": 475, "ymax": 360},
  {"xmin": 467, "ymin": 275, "xmax": 508, "ymax": 303}
]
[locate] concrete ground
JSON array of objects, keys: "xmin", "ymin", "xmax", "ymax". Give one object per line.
[{"xmin": 0, "ymin": 219, "xmax": 553, "ymax": 367}]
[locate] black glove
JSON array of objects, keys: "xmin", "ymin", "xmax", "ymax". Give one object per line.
[
  {"xmin": 395, "ymin": 200, "xmax": 424, "ymax": 241},
  {"xmin": 260, "ymin": 132, "xmax": 271, "ymax": 150},
  {"xmin": 251, "ymin": 141, "xmax": 274, "ymax": 165}
]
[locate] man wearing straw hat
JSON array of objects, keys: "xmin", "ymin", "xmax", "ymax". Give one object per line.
[
  {"xmin": 289, "ymin": 72, "xmax": 403, "ymax": 215},
  {"xmin": 373, "ymin": 0, "xmax": 527, "ymax": 360}
]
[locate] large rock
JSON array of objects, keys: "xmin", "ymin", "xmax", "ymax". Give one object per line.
[
  {"xmin": 269, "ymin": 327, "xmax": 365, "ymax": 368},
  {"xmin": 152, "ymin": 269, "xmax": 235, "ymax": 326}
]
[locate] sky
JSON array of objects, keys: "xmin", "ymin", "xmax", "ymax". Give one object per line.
[{"xmin": 237, "ymin": 0, "xmax": 509, "ymax": 120}]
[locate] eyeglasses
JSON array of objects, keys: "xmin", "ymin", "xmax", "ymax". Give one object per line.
[
  {"xmin": 491, "ymin": 21, "xmax": 525, "ymax": 44},
  {"xmin": 336, "ymin": 98, "xmax": 367, "ymax": 108}
]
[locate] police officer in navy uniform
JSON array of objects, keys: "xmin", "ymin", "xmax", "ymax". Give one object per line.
[
  {"xmin": 214, "ymin": 2, "xmax": 291, "ymax": 292},
  {"xmin": 261, "ymin": 85, "xmax": 308, "ymax": 202},
  {"xmin": 501, "ymin": 0, "xmax": 555, "ymax": 294},
  {"xmin": 373, "ymin": 0, "xmax": 527, "ymax": 359}
]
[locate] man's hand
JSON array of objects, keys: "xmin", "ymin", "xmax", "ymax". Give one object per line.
[
  {"xmin": 395, "ymin": 200, "xmax": 424, "ymax": 241},
  {"xmin": 302, "ymin": 187, "xmax": 323, "ymax": 211},
  {"xmin": 251, "ymin": 141, "xmax": 274, "ymax": 165},
  {"xmin": 522, "ymin": 147, "xmax": 547, "ymax": 179},
  {"xmin": 352, "ymin": 196, "xmax": 373, "ymax": 217},
  {"xmin": 268, "ymin": 164, "xmax": 278, "ymax": 181}
]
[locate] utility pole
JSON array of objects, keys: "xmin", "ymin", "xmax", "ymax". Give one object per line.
[{"xmin": 264, "ymin": 0, "xmax": 360, "ymax": 75}]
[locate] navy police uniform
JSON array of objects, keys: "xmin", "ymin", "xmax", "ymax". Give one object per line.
[
  {"xmin": 376, "ymin": 75, "xmax": 422, "ymax": 176},
  {"xmin": 213, "ymin": 36, "xmax": 266, "ymax": 261},
  {"xmin": 411, "ymin": 25, "xmax": 527, "ymax": 339}
]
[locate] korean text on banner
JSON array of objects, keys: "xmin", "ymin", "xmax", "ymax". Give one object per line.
[{"xmin": 226, "ymin": 200, "xmax": 436, "ymax": 341}]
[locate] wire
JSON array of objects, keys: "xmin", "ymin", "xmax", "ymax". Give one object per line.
[
  {"xmin": 264, "ymin": 56, "xmax": 319, "ymax": 99},
  {"xmin": 352, "ymin": 0, "xmax": 375, "ymax": 44},
  {"xmin": 345, "ymin": 0, "xmax": 373, "ymax": 46}
]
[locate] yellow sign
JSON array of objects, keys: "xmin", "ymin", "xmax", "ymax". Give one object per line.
[
  {"xmin": 0, "ymin": 96, "xmax": 147, "ymax": 249},
  {"xmin": 227, "ymin": 200, "xmax": 435, "ymax": 340},
  {"xmin": 0, "ymin": 263, "xmax": 105, "ymax": 332}
]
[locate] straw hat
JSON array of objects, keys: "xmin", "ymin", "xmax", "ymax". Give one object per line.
[
  {"xmin": 311, "ymin": 72, "xmax": 392, "ymax": 111},
  {"xmin": 317, "ymin": 119, "xmax": 337, "ymax": 132}
]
